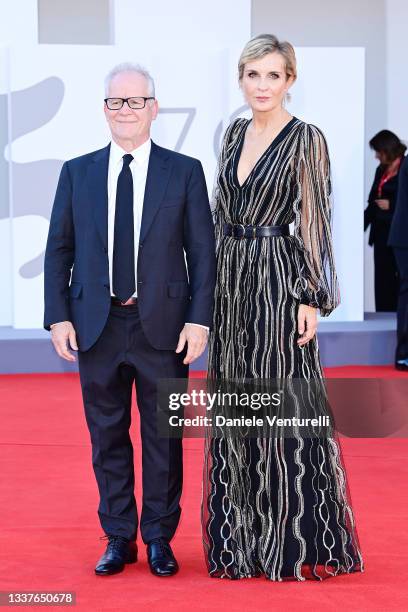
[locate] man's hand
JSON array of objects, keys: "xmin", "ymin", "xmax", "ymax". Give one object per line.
[
  {"xmin": 175, "ymin": 323, "xmax": 209, "ymax": 365},
  {"xmin": 375, "ymin": 198, "xmax": 390, "ymax": 210},
  {"xmin": 297, "ymin": 304, "xmax": 318, "ymax": 346},
  {"xmin": 50, "ymin": 321, "xmax": 78, "ymax": 362}
]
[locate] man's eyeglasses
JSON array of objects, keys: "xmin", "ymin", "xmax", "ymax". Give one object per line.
[{"xmin": 104, "ymin": 97, "xmax": 155, "ymax": 110}]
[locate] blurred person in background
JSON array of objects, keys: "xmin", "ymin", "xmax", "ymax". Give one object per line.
[
  {"xmin": 364, "ymin": 130, "xmax": 407, "ymax": 311},
  {"xmin": 389, "ymin": 155, "xmax": 408, "ymax": 371}
]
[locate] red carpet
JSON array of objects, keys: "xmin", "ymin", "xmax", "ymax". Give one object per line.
[{"xmin": 1, "ymin": 366, "xmax": 407, "ymax": 611}]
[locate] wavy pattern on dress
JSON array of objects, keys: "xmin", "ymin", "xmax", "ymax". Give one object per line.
[{"xmin": 202, "ymin": 117, "xmax": 364, "ymax": 581}]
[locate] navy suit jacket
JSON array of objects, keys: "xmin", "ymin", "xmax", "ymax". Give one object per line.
[{"xmin": 44, "ymin": 141, "xmax": 216, "ymax": 352}]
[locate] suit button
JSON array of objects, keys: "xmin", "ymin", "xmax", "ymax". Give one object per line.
[
  {"xmin": 104, "ymin": 283, "xmax": 109, "ymax": 289},
  {"xmin": 139, "ymin": 244, "xmax": 143, "ymax": 249},
  {"xmin": 103, "ymin": 247, "xmax": 107, "ymax": 253},
  {"xmin": 138, "ymin": 281, "xmax": 143, "ymax": 285}
]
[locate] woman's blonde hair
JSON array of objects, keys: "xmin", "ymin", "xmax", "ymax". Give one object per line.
[{"xmin": 238, "ymin": 34, "xmax": 297, "ymax": 102}]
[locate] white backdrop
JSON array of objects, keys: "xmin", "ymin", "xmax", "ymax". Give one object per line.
[
  {"xmin": 0, "ymin": 0, "xmax": 365, "ymax": 327},
  {"xmin": 0, "ymin": 46, "xmax": 12, "ymax": 327}
]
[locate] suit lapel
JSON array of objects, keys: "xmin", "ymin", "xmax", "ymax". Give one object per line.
[
  {"xmin": 140, "ymin": 141, "xmax": 172, "ymax": 243},
  {"xmin": 88, "ymin": 144, "xmax": 110, "ymax": 248}
]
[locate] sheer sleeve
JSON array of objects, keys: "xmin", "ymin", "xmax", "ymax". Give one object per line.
[
  {"xmin": 293, "ymin": 124, "xmax": 340, "ymax": 317},
  {"xmin": 210, "ymin": 153, "xmax": 225, "ymax": 256}
]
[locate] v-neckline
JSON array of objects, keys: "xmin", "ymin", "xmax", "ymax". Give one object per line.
[{"xmin": 234, "ymin": 116, "xmax": 297, "ymax": 189}]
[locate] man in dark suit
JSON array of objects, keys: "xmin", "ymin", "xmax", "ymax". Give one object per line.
[
  {"xmin": 389, "ymin": 155, "xmax": 408, "ymax": 370},
  {"xmin": 44, "ymin": 63, "xmax": 216, "ymax": 576}
]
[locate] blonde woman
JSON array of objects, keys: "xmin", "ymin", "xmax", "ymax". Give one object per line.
[{"xmin": 202, "ymin": 34, "xmax": 364, "ymax": 581}]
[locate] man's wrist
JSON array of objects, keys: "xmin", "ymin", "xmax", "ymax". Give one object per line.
[{"xmin": 185, "ymin": 322, "xmax": 209, "ymax": 332}]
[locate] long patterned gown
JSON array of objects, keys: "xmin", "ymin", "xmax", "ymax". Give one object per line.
[{"xmin": 202, "ymin": 116, "xmax": 364, "ymax": 581}]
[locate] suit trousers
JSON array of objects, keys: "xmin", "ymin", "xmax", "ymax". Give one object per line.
[
  {"xmin": 373, "ymin": 233, "xmax": 398, "ymax": 312},
  {"xmin": 78, "ymin": 300, "xmax": 188, "ymax": 543},
  {"xmin": 393, "ymin": 248, "xmax": 408, "ymax": 361}
]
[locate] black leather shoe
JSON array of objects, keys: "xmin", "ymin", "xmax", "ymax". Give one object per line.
[
  {"xmin": 396, "ymin": 360, "xmax": 408, "ymax": 371},
  {"xmin": 147, "ymin": 538, "xmax": 179, "ymax": 577},
  {"xmin": 95, "ymin": 536, "xmax": 137, "ymax": 576}
]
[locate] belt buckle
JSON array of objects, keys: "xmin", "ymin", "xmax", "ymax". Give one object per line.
[{"xmin": 233, "ymin": 224, "xmax": 245, "ymax": 239}]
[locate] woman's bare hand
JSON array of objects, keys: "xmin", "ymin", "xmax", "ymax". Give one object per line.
[{"xmin": 297, "ymin": 304, "xmax": 318, "ymax": 346}]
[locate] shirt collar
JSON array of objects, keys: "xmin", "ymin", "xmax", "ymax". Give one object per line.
[{"xmin": 110, "ymin": 138, "xmax": 151, "ymax": 167}]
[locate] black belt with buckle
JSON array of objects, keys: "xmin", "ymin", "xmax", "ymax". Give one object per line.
[
  {"xmin": 224, "ymin": 223, "xmax": 290, "ymax": 239},
  {"xmin": 111, "ymin": 296, "xmax": 138, "ymax": 306}
]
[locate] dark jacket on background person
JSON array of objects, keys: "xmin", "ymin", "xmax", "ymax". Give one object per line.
[
  {"xmin": 364, "ymin": 159, "xmax": 404, "ymax": 311},
  {"xmin": 389, "ymin": 155, "xmax": 408, "ymax": 249},
  {"xmin": 364, "ymin": 162, "xmax": 402, "ymax": 246},
  {"xmin": 389, "ymin": 155, "xmax": 408, "ymax": 363}
]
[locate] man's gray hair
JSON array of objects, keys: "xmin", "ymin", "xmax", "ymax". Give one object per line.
[{"xmin": 104, "ymin": 62, "xmax": 155, "ymax": 97}]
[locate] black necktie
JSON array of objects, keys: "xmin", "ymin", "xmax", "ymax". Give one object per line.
[{"xmin": 112, "ymin": 153, "xmax": 135, "ymax": 302}]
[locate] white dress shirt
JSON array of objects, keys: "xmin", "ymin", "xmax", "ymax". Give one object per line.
[
  {"xmin": 108, "ymin": 138, "xmax": 151, "ymax": 297},
  {"xmin": 107, "ymin": 138, "xmax": 208, "ymax": 332}
]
